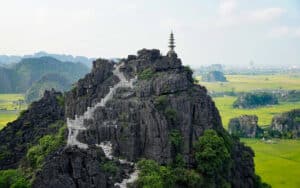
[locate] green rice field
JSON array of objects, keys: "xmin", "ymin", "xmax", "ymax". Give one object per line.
[
  {"xmin": 242, "ymin": 139, "xmax": 300, "ymax": 188},
  {"xmin": 0, "ymin": 94, "xmax": 26, "ymax": 130},
  {"xmin": 197, "ymin": 74, "xmax": 300, "ymax": 93},
  {"xmin": 213, "ymin": 96, "xmax": 300, "ymax": 128}
]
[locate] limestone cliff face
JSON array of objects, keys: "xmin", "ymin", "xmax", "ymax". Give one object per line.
[
  {"xmin": 65, "ymin": 49, "xmax": 222, "ymax": 163},
  {"xmin": 34, "ymin": 49, "xmax": 258, "ymax": 188}
]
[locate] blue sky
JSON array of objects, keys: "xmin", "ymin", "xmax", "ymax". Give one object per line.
[{"xmin": 0, "ymin": 0, "xmax": 299, "ymax": 67}]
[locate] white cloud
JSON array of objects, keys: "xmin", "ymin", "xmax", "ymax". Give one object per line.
[
  {"xmin": 269, "ymin": 26, "xmax": 290, "ymax": 38},
  {"xmin": 219, "ymin": 0, "xmax": 237, "ymax": 16},
  {"xmin": 216, "ymin": 0, "xmax": 286, "ymax": 28},
  {"xmin": 269, "ymin": 26, "xmax": 300, "ymax": 38},
  {"xmin": 248, "ymin": 8, "xmax": 286, "ymax": 23}
]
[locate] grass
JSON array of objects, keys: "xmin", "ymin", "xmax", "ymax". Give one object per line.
[
  {"xmin": 197, "ymin": 74, "xmax": 300, "ymax": 93},
  {"xmin": 213, "ymin": 96, "xmax": 300, "ymax": 128},
  {"xmin": 242, "ymin": 139, "xmax": 300, "ymax": 188},
  {"xmin": 0, "ymin": 94, "xmax": 26, "ymax": 130}
]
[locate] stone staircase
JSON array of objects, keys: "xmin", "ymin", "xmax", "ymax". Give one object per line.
[{"xmin": 66, "ymin": 62, "xmax": 136, "ymax": 149}]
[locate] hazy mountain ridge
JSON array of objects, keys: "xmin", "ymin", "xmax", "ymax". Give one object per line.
[
  {"xmin": 0, "ymin": 51, "xmax": 95, "ymax": 67},
  {"xmin": 25, "ymin": 73, "xmax": 72, "ymax": 103},
  {"xmin": 0, "ymin": 57, "xmax": 89, "ymax": 100}
]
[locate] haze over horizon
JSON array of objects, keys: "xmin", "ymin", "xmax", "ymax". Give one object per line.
[{"xmin": 1, "ymin": 0, "xmax": 300, "ymax": 68}]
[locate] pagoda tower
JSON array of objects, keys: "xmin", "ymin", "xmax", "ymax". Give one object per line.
[{"xmin": 167, "ymin": 31, "xmax": 177, "ymax": 57}]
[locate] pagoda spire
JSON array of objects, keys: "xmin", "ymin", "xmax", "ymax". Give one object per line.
[
  {"xmin": 167, "ymin": 31, "xmax": 177, "ymax": 57},
  {"xmin": 169, "ymin": 31, "xmax": 175, "ymax": 51}
]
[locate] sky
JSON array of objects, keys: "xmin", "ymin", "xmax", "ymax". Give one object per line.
[{"xmin": 0, "ymin": 0, "xmax": 300, "ymax": 68}]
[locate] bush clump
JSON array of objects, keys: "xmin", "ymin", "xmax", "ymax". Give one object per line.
[
  {"xmin": 137, "ymin": 159, "xmax": 203, "ymax": 188},
  {"xmin": 100, "ymin": 161, "xmax": 119, "ymax": 175},
  {"xmin": 0, "ymin": 169, "xmax": 30, "ymax": 188},
  {"xmin": 138, "ymin": 68, "xmax": 155, "ymax": 80},
  {"xmin": 164, "ymin": 107, "xmax": 177, "ymax": 122},
  {"xmin": 169, "ymin": 129, "xmax": 183, "ymax": 151},
  {"xmin": 56, "ymin": 95, "xmax": 65, "ymax": 107},
  {"xmin": 194, "ymin": 130, "xmax": 231, "ymax": 177},
  {"xmin": 233, "ymin": 92, "xmax": 278, "ymax": 109},
  {"xmin": 26, "ymin": 123, "xmax": 66, "ymax": 170},
  {"xmin": 154, "ymin": 95, "xmax": 168, "ymax": 110}
]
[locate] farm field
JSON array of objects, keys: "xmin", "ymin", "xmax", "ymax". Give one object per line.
[
  {"xmin": 213, "ymin": 96, "xmax": 300, "ymax": 128},
  {"xmin": 197, "ymin": 74, "xmax": 300, "ymax": 93},
  {"xmin": 0, "ymin": 94, "xmax": 26, "ymax": 130},
  {"xmin": 197, "ymin": 74, "xmax": 300, "ymax": 128},
  {"xmin": 242, "ymin": 139, "xmax": 300, "ymax": 188}
]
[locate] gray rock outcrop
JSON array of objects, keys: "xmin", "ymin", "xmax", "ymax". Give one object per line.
[
  {"xmin": 270, "ymin": 109, "xmax": 300, "ymax": 138},
  {"xmin": 228, "ymin": 115, "xmax": 263, "ymax": 138}
]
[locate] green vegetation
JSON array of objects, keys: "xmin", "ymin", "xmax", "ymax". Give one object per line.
[
  {"xmin": 26, "ymin": 122, "xmax": 66, "ymax": 170},
  {"xmin": 233, "ymin": 92, "xmax": 278, "ymax": 109},
  {"xmin": 213, "ymin": 96, "xmax": 300, "ymax": 128},
  {"xmin": 100, "ymin": 161, "xmax": 119, "ymax": 175},
  {"xmin": 154, "ymin": 95, "xmax": 168, "ymax": 110},
  {"xmin": 137, "ymin": 130, "xmax": 239, "ymax": 188},
  {"xmin": 137, "ymin": 159, "xmax": 203, "ymax": 188},
  {"xmin": 138, "ymin": 68, "xmax": 155, "ymax": 80},
  {"xmin": 194, "ymin": 130, "xmax": 231, "ymax": 186},
  {"xmin": 242, "ymin": 139, "xmax": 300, "ymax": 188},
  {"xmin": 154, "ymin": 96, "xmax": 178, "ymax": 123},
  {"xmin": 164, "ymin": 107, "xmax": 177, "ymax": 122},
  {"xmin": 169, "ymin": 130, "xmax": 183, "ymax": 151},
  {"xmin": 183, "ymin": 65, "xmax": 192, "ymax": 73},
  {"xmin": 0, "ymin": 169, "xmax": 30, "ymax": 188},
  {"xmin": 0, "ymin": 121, "xmax": 66, "ymax": 186},
  {"xmin": 197, "ymin": 74, "xmax": 300, "ymax": 93},
  {"xmin": 56, "ymin": 95, "xmax": 65, "ymax": 107},
  {"xmin": 0, "ymin": 94, "xmax": 27, "ymax": 130}
]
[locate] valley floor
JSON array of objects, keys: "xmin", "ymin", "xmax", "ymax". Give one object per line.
[
  {"xmin": 242, "ymin": 139, "xmax": 300, "ymax": 188},
  {"xmin": 197, "ymin": 74, "xmax": 300, "ymax": 92},
  {"xmin": 213, "ymin": 96, "xmax": 300, "ymax": 128}
]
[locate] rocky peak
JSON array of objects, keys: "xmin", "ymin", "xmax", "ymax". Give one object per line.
[
  {"xmin": 33, "ymin": 49, "xmax": 259, "ymax": 188},
  {"xmin": 137, "ymin": 48, "xmax": 160, "ymax": 61}
]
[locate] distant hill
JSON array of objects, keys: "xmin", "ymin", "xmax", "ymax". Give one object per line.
[
  {"xmin": 0, "ymin": 55, "xmax": 22, "ymax": 65},
  {"xmin": 14, "ymin": 57, "xmax": 88, "ymax": 92},
  {"xmin": 25, "ymin": 73, "xmax": 72, "ymax": 103},
  {"xmin": 0, "ymin": 67, "xmax": 17, "ymax": 93},
  {"xmin": 0, "ymin": 57, "xmax": 89, "ymax": 100},
  {"xmin": 0, "ymin": 51, "xmax": 95, "ymax": 68},
  {"xmin": 202, "ymin": 70, "xmax": 227, "ymax": 82}
]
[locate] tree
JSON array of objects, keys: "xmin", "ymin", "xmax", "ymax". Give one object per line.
[{"xmin": 194, "ymin": 130, "xmax": 230, "ymax": 177}]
